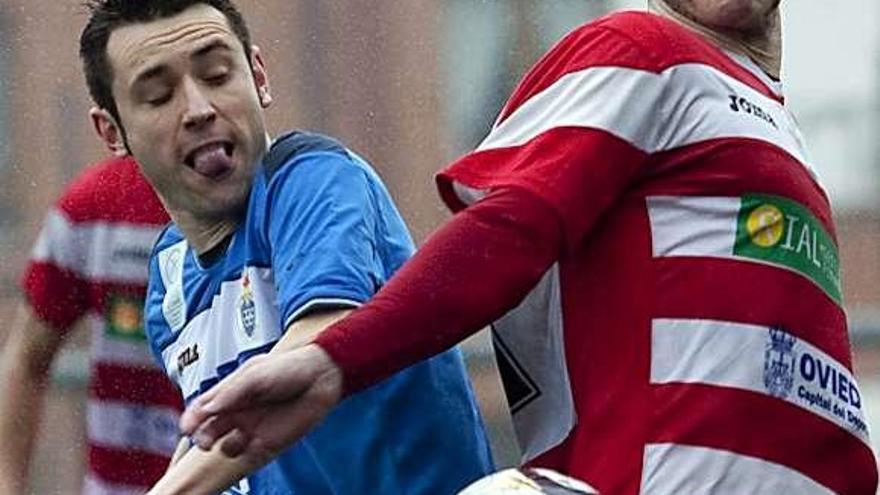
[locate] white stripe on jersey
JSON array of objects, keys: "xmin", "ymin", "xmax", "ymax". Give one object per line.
[
  {"xmin": 646, "ymin": 196, "xmax": 740, "ymax": 257},
  {"xmin": 477, "ymin": 63, "xmax": 816, "ymax": 183},
  {"xmin": 451, "ymin": 181, "xmax": 488, "ymax": 206},
  {"xmin": 161, "ymin": 267, "xmax": 281, "ymax": 399},
  {"xmin": 83, "ymin": 472, "xmax": 148, "ymax": 495},
  {"xmin": 86, "ymin": 313, "xmax": 158, "ymax": 368},
  {"xmin": 646, "ymin": 195, "xmax": 843, "ymax": 306},
  {"xmin": 650, "ymin": 318, "xmax": 870, "ymax": 445},
  {"xmin": 86, "ymin": 400, "xmax": 180, "ymax": 457},
  {"xmin": 31, "ymin": 209, "xmax": 163, "ymax": 284},
  {"xmin": 492, "ymin": 264, "xmax": 576, "ymax": 464},
  {"xmin": 640, "ymin": 443, "xmax": 834, "ymax": 494}
]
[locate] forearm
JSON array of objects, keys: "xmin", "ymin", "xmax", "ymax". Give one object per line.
[
  {"xmin": 273, "ymin": 308, "xmax": 352, "ymax": 353},
  {"xmin": 148, "ymin": 436, "xmax": 264, "ymax": 495},
  {"xmin": 0, "ymin": 306, "xmax": 62, "ymax": 491},
  {"xmin": 315, "ymin": 186, "xmax": 564, "ymax": 393},
  {"xmin": 0, "ymin": 357, "xmax": 50, "ymax": 490}
]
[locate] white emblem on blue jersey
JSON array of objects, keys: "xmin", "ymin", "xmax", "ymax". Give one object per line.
[
  {"xmin": 764, "ymin": 327, "xmax": 797, "ymax": 399},
  {"xmin": 158, "ymin": 241, "xmax": 188, "ymax": 332},
  {"xmin": 238, "ymin": 270, "xmax": 257, "ymax": 338}
]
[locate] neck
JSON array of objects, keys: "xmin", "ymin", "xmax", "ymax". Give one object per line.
[
  {"xmin": 649, "ymin": 0, "xmax": 782, "ymax": 79},
  {"xmin": 171, "ymin": 210, "xmax": 239, "ymax": 255}
]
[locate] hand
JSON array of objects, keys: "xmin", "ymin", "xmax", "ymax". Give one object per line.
[{"xmin": 179, "ymin": 344, "xmax": 343, "ymax": 460}]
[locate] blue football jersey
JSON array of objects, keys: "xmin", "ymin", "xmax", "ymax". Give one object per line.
[{"xmin": 145, "ymin": 131, "xmax": 494, "ymax": 495}]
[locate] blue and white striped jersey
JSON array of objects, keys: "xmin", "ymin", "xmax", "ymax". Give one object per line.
[{"xmin": 145, "ymin": 131, "xmax": 493, "ymax": 494}]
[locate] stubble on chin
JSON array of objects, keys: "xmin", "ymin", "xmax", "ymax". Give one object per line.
[{"xmin": 657, "ymin": 0, "xmax": 779, "ymax": 35}]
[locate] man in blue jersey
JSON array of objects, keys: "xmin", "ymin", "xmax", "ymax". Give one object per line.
[{"xmin": 80, "ymin": 1, "xmax": 494, "ymax": 493}]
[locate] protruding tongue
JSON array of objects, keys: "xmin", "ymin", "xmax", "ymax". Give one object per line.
[{"xmin": 191, "ymin": 143, "xmax": 231, "ymax": 178}]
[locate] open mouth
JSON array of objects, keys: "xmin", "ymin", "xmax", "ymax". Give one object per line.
[{"xmin": 184, "ymin": 141, "xmax": 235, "ymax": 180}]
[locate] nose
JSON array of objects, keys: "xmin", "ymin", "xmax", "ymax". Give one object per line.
[{"xmin": 181, "ymin": 78, "xmax": 216, "ymax": 130}]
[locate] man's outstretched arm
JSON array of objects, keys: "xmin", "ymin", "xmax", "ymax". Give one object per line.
[
  {"xmin": 180, "ymin": 186, "xmax": 564, "ymax": 453},
  {"xmin": 147, "ymin": 310, "xmax": 348, "ymax": 495}
]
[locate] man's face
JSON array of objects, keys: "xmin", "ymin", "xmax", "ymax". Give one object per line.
[
  {"xmin": 662, "ymin": 0, "xmax": 781, "ymax": 34},
  {"xmin": 102, "ymin": 4, "xmax": 271, "ymax": 221}
]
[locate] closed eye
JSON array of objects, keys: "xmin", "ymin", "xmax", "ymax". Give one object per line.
[
  {"xmin": 204, "ymin": 72, "xmax": 230, "ymax": 86},
  {"xmin": 146, "ymin": 92, "xmax": 172, "ymax": 106}
]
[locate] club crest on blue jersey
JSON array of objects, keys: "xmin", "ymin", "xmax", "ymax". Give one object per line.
[
  {"xmin": 764, "ymin": 327, "xmax": 797, "ymax": 399},
  {"xmin": 239, "ymin": 271, "xmax": 257, "ymax": 338}
]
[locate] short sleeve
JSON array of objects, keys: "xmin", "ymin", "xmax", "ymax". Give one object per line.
[
  {"xmin": 438, "ymin": 24, "xmax": 662, "ymax": 252},
  {"xmin": 264, "ymin": 152, "xmax": 382, "ymax": 329},
  {"xmin": 21, "ymin": 207, "xmax": 89, "ymax": 332}
]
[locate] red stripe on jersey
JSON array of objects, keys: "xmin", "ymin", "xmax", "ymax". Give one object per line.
[
  {"xmin": 21, "ymin": 262, "xmax": 88, "ymax": 332},
  {"xmin": 651, "ymin": 383, "xmax": 877, "ymax": 495},
  {"xmin": 85, "ymin": 280, "xmax": 150, "ymax": 311},
  {"xmin": 644, "ymin": 137, "xmax": 834, "ymax": 235},
  {"xmin": 497, "ymin": 12, "xmax": 778, "ymax": 124},
  {"xmin": 57, "ymin": 156, "xmax": 168, "ymax": 225},
  {"xmin": 24, "ymin": 261, "xmax": 152, "ymax": 334},
  {"xmin": 91, "ymin": 362, "xmax": 183, "ymax": 409},
  {"xmin": 653, "ymin": 257, "xmax": 852, "ymax": 367},
  {"xmin": 438, "ymin": 127, "xmax": 647, "ymax": 251},
  {"xmin": 88, "ymin": 444, "xmax": 170, "ymax": 488}
]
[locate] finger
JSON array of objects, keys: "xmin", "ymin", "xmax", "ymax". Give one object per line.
[
  {"xmin": 179, "ymin": 385, "xmax": 224, "ymax": 435},
  {"xmin": 191, "ymin": 413, "xmax": 239, "ymax": 450},
  {"xmin": 217, "ymin": 427, "xmax": 252, "ymax": 458},
  {"xmin": 196, "ymin": 358, "xmax": 276, "ymax": 415},
  {"xmin": 180, "ymin": 363, "xmax": 260, "ymax": 434},
  {"xmin": 180, "ymin": 402, "xmax": 211, "ymax": 436}
]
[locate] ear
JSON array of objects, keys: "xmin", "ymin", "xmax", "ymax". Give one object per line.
[
  {"xmin": 250, "ymin": 45, "xmax": 272, "ymax": 108},
  {"xmin": 90, "ymin": 107, "xmax": 128, "ymax": 156}
]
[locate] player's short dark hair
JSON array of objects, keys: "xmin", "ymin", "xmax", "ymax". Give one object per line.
[{"xmin": 79, "ymin": 0, "xmax": 252, "ymax": 123}]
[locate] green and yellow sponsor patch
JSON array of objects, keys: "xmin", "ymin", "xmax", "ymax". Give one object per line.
[
  {"xmin": 735, "ymin": 194, "xmax": 841, "ymax": 304},
  {"xmin": 105, "ymin": 294, "xmax": 147, "ymax": 341}
]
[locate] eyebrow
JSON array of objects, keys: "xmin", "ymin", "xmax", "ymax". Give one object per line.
[
  {"xmin": 132, "ymin": 64, "xmax": 168, "ymax": 87},
  {"xmin": 191, "ymin": 39, "xmax": 234, "ymax": 60},
  {"xmin": 131, "ymin": 39, "xmax": 235, "ymax": 87}
]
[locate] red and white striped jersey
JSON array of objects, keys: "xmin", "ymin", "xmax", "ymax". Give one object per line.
[
  {"xmin": 22, "ymin": 156, "xmax": 182, "ymax": 495},
  {"xmin": 438, "ymin": 11, "xmax": 878, "ymax": 495}
]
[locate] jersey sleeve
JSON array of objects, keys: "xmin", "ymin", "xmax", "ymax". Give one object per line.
[
  {"xmin": 264, "ymin": 152, "xmax": 383, "ymax": 329},
  {"xmin": 437, "ymin": 23, "xmax": 668, "ymax": 252},
  {"xmin": 20, "ymin": 206, "xmax": 89, "ymax": 333}
]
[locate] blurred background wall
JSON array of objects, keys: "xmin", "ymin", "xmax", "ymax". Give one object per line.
[{"xmin": 0, "ymin": 0, "xmax": 878, "ymax": 492}]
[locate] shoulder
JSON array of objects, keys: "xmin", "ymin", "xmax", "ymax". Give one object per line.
[
  {"xmin": 592, "ymin": 11, "xmax": 772, "ymax": 81},
  {"xmin": 263, "ymin": 130, "xmax": 351, "ymax": 180},
  {"xmin": 497, "ymin": 10, "xmax": 769, "ymax": 121},
  {"xmin": 545, "ymin": 10, "xmax": 728, "ymax": 73},
  {"xmin": 591, "ymin": 11, "xmax": 779, "ymax": 96},
  {"xmin": 57, "ymin": 155, "xmax": 169, "ymax": 225},
  {"xmin": 591, "ymin": 10, "xmax": 682, "ymax": 43},
  {"xmin": 259, "ymin": 130, "xmax": 379, "ymax": 202},
  {"xmin": 496, "ymin": 11, "xmax": 671, "ymax": 121},
  {"xmin": 151, "ymin": 223, "xmax": 185, "ymax": 256}
]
